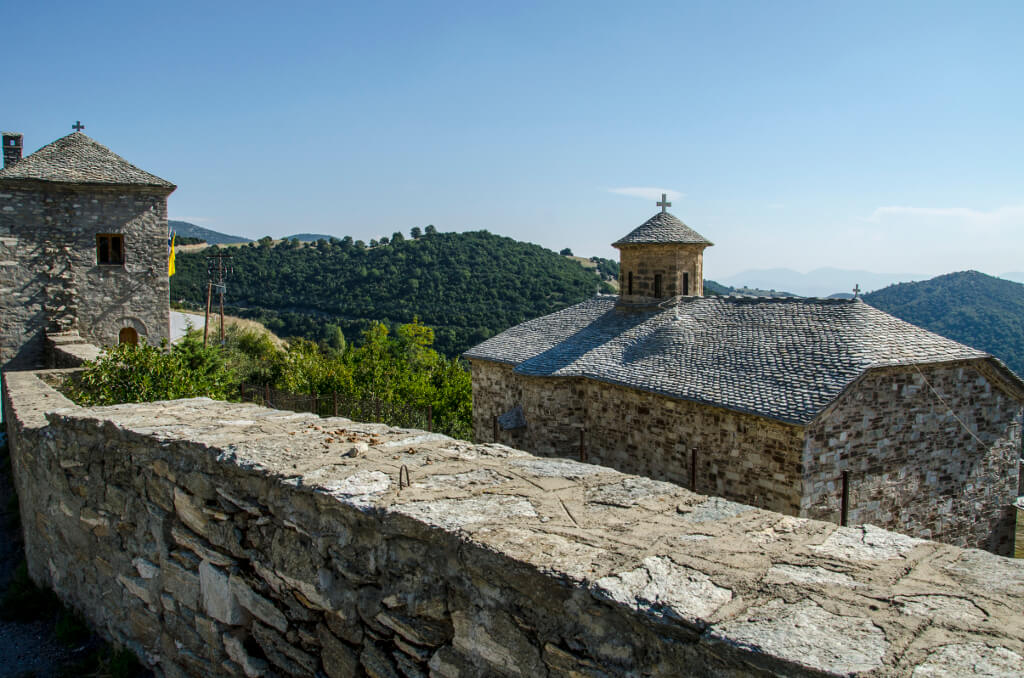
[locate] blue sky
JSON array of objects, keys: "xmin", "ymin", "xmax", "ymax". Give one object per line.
[{"xmin": 6, "ymin": 1, "xmax": 1023, "ymax": 279}]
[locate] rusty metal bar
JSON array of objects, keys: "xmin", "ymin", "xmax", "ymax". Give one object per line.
[
  {"xmin": 840, "ymin": 470, "xmax": 850, "ymax": 526},
  {"xmin": 427, "ymin": 404, "xmax": 433, "ymax": 432},
  {"xmin": 690, "ymin": 447, "xmax": 698, "ymax": 491},
  {"xmin": 333, "ymin": 392, "xmax": 339, "ymax": 417},
  {"xmin": 492, "ymin": 415, "xmax": 498, "ymax": 441},
  {"xmin": 579, "ymin": 429, "xmax": 586, "ymax": 462}
]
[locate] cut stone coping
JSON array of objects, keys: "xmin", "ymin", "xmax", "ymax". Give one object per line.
[{"xmin": 5, "ymin": 370, "xmax": 1024, "ymax": 677}]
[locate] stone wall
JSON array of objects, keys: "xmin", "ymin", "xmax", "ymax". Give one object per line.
[
  {"xmin": 5, "ymin": 370, "xmax": 1024, "ymax": 676},
  {"xmin": 804, "ymin": 362, "xmax": 1023, "ymax": 555},
  {"xmin": 471, "ymin": 360, "xmax": 807, "ymax": 516},
  {"xmin": 0, "ymin": 183, "xmax": 170, "ymax": 370},
  {"xmin": 617, "ymin": 243, "xmax": 705, "ymax": 301},
  {"xmin": 470, "ymin": 358, "xmax": 1022, "ymax": 553},
  {"xmin": 46, "ymin": 331, "xmax": 103, "ymax": 368}
]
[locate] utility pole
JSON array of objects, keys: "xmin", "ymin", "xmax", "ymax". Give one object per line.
[{"xmin": 205, "ymin": 251, "xmax": 233, "ymax": 346}]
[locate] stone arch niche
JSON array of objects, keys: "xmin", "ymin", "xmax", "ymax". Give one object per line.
[{"xmin": 117, "ymin": 316, "xmax": 149, "ymax": 345}]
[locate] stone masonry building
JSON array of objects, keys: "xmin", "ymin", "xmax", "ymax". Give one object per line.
[
  {"xmin": 466, "ymin": 207, "xmax": 1024, "ymax": 555},
  {"xmin": 0, "ymin": 129, "xmax": 175, "ymax": 369}
]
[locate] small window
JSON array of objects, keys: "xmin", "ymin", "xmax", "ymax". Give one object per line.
[
  {"xmin": 628, "ymin": 272, "xmax": 633, "ymax": 295},
  {"xmin": 654, "ymin": 274, "xmax": 663, "ymax": 297},
  {"xmin": 97, "ymin": 234, "xmax": 125, "ymax": 265},
  {"xmin": 683, "ymin": 272, "xmax": 690, "ymax": 296},
  {"xmin": 119, "ymin": 327, "xmax": 138, "ymax": 345}
]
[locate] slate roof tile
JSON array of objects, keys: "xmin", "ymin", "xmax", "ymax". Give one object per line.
[
  {"xmin": 612, "ymin": 212, "xmax": 713, "ymax": 246},
  {"xmin": 464, "ymin": 296, "xmax": 997, "ymax": 424},
  {"xmin": 0, "ymin": 132, "xmax": 175, "ymax": 189}
]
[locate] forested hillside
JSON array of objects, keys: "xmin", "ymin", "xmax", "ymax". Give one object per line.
[
  {"xmin": 864, "ymin": 271, "xmax": 1024, "ymax": 377},
  {"xmin": 170, "ymin": 230, "xmax": 612, "ymax": 356},
  {"xmin": 170, "ymin": 220, "xmax": 251, "ymax": 245}
]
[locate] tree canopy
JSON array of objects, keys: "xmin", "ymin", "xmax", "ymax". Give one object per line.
[{"xmin": 170, "ymin": 229, "xmax": 612, "ymax": 356}]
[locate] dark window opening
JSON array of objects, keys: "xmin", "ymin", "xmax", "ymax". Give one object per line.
[
  {"xmin": 683, "ymin": 272, "xmax": 690, "ymax": 296},
  {"xmin": 97, "ymin": 234, "xmax": 125, "ymax": 265},
  {"xmin": 628, "ymin": 272, "xmax": 633, "ymax": 295},
  {"xmin": 654, "ymin": 273, "xmax": 663, "ymax": 297}
]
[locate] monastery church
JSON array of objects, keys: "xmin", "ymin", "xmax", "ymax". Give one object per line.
[
  {"xmin": 466, "ymin": 200, "xmax": 1024, "ymax": 555},
  {"xmin": 2, "ymin": 127, "xmax": 1021, "ymax": 556}
]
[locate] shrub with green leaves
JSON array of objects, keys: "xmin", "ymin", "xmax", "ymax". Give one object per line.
[{"xmin": 65, "ymin": 336, "xmax": 233, "ymax": 406}]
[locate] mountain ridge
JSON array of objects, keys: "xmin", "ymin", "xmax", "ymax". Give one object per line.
[
  {"xmin": 169, "ymin": 220, "xmax": 252, "ymax": 245},
  {"xmin": 863, "ymin": 270, "xmax": 1024, "ymax": 377}
]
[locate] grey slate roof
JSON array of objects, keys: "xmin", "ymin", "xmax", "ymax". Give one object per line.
[
  {"xmin": 0, "ymin": 132, "xmax": 175, "ymax": 189},
  {"xmin": 464, "ymin": 296, "xmax": 1005, "ymax": 424},
  {"xmin": 612, "ymin": 212, "xmax": 713, "ymax": 246}
]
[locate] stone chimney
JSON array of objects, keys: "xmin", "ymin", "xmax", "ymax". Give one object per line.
[{"xmin": 3, "ymin": 132, "xmax": 23, "ymax": 168}]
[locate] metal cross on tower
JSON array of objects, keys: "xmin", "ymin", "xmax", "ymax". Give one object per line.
[
  {"xmin": 657, "ymin": 193, "xmax": 672, "ymax": 213},
  {"xmin": 852, "ymin": 284, "xmax": 861, "ymax": 299},
  {"xmin": 72, "ymin": 121, "xmax": 85, "ymax": 132}
]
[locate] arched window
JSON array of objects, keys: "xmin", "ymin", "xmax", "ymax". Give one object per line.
[{"xmin": 119, "ymin": 327, "xmax": 139, "ymax": 346}]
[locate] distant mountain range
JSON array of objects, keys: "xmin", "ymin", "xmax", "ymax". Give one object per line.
[
  {"xmin": 718, "ymin": 268, "xmax": 925, "ymax": 298},
  {"xmin": 864, "ymin": 271, "xmax": 1024, "ymax": 377},
  {"xmin": 719, "ymin": 267, "xmax": 1024, "ymax": 298},
  {"xmin": 169, "ymin": 220, "xmax": 251, "ymax": 245}
]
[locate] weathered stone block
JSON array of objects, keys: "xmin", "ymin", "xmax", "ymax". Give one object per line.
[
  {"xmin": 200, "ymin": 561, "xmax": 247, "ymax": 625},
  {"xmin": 317, "ymin": 623, "xmax": 360, "ymax": 678},
  {"xmin": 230, "ymin": 574, "xmax": 288, "ymax": 633}
]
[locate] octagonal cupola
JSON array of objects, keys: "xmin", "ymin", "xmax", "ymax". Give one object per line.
[{"xmin": 612, "ymin": 195, "xmax": 713, "ymax": 303}]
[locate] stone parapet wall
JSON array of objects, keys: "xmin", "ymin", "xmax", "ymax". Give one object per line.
[
  {"xmin": 46, "ymin": 332, "xmax": 102, "ymax": 367},
  {"xmin": 5, "ymin": 370, "xmax": 1024, "ymax": 677},
  {"xmin": 804, "ymin": 363, "xmax": 1022, "ymax": 554}
]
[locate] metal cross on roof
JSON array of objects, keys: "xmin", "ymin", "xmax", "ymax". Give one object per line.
[
  {"xmin": 72, "ymin": 121, "xmax": 85, "ymax": 132},
  {"xmin": 657, "ymin": 193, "xmax": 672, "ymax": 213},
  {"xmin": 853, "ymin": 284, "xmax": 861, "ymax": 299}
]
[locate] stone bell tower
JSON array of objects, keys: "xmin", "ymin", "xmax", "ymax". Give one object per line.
[{"xmin": 612, "ymin": 194, "xmax": 713, "ymax": 303}]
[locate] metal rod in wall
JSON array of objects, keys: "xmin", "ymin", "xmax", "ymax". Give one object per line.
[{"xmin": 840, "ymin": 470, "xmax": 850, "ymax": 527}]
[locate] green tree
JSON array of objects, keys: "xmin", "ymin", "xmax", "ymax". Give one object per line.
[{"xmin": 66, "ymin": 339, "xmax": 233, "ymax": 406}]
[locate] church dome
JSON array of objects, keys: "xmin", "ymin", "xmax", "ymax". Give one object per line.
[{"xmin": 612, "ymin": 211, "xmax": 713, "ymax": 247}]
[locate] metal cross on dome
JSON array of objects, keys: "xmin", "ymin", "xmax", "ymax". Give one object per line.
[
  {"xmin": 72, "ymin": 121, "xmax": 85, "ymax": 132},
  {"xmin": 657, "ymin": 193, "xmax": 671, "ymax": 213},
  {"xmin": 853, "ymin": 284, "xmax": 861, "ymax": 299}
]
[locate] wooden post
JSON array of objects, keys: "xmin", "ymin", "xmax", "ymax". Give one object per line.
[
  {"xmin": 840, "ymin": 471, "xmax": 850, "ymax": 527},
  {"xmin": 492, "ymin": 415, "xmax": 498, "ymax": 442},
  {"xmin": 427, "ymin": 404, "xmax": 433, "ymax": 432},
  {"xmin": 313, "ymin": 393, "xmax": 319, "ymax": 417},
  {"xmin": 265, "ymin": 383, "xmax": 270, "ymax": 406},
  {"xmin": 375, "ymin": 400, "xmax": 381, "ymax": 422},
  {"xmin": 219, "ymin": 286, "xmax": 226, "ymax": 345},
  {"xmin": 579, "ymin": 429, "xmax": 586, "ymax": 462},
  {"xmin": 333, "ymin": 392, "xmax": 339, "ymax": 417},
  {"xmin": 690, "ymin": 447, "xmax": 698, "ymax": 491},
  {"xmin": 203, "ymin": 282, "xmax": 212, "ymax": 348},
  {"xmin": 239, "ymin": 383, "xmax": 245, "ymax": 402}
]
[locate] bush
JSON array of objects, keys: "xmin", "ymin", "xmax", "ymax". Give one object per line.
[{"xmin": 65, "ymin": 337, "xmax": 233, "ymax": 406}]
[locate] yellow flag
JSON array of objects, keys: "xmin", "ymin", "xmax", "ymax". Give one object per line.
[{"xmin": 168, "ymin": 233, "xmax": 176, "ymax": 277}]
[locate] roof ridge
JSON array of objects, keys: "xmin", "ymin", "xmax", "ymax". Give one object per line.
[{"xmin": 0, "ymin": 131, "xmax": 175, "ymax": 189}]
